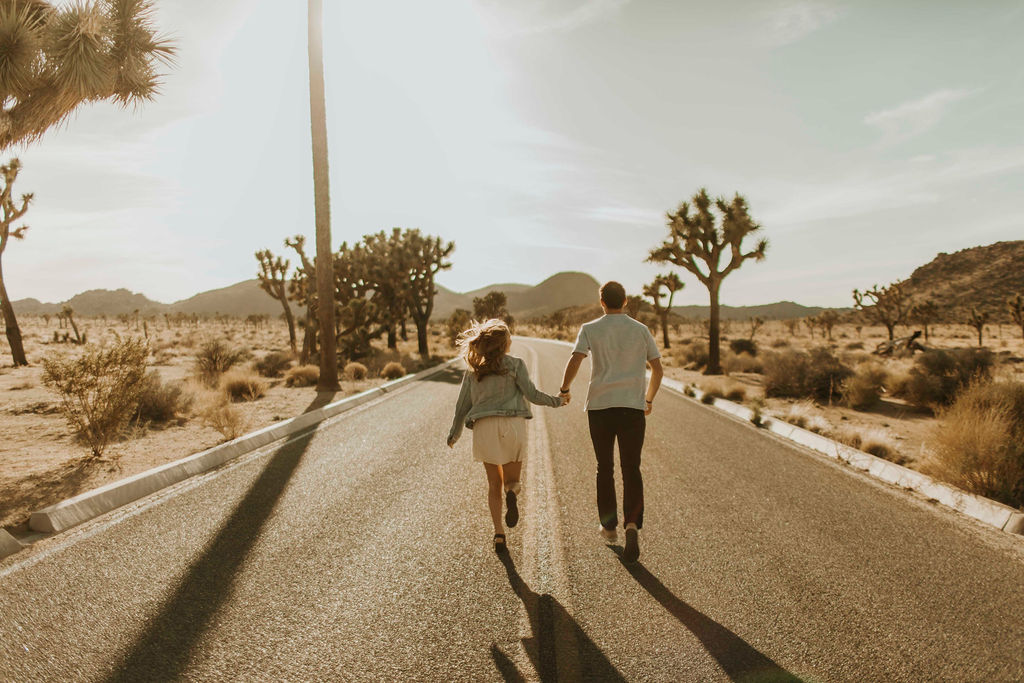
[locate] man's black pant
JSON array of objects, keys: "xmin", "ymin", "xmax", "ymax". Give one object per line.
[{"xmin": 587, "ymin": 407, "xmax": 645, "ymax": 530}]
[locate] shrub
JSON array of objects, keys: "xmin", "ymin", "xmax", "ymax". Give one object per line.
[
  {"xmin": 729, "ymin": 338, "xmax": 757, "ymax": 356},
  {"xmin": 344, "ymin": 362, "xmax": 368, "ymax": 381},
  {"xmin": 134, "ymin": 371, "xmax": 193, "ymax": 424},
  {"xmin": 923, "ymin": 380, "xmax": 1024, "ymax": 508},
  {"xmin": 195, "ymin": 339, "xmax": 248, "ymax": 386},
  {"xmin": 763, "ymin": 348, "xmax": 852, "ymax": 402},
  {"xmin": 846, "ymin": 341, "xmax": 864, "ymax": 350},
  {"xmin": 724, "ymin": 385, "xmax": 746, "ymax": 402},
  {"xmin": 700, "ymin": 392, "xmax": 716, "ymax": 404},
  {"xmin": 842, "ymin": 362, "xmax": 888, "ymax": 410},
  {"xmin": 255, "ymin": 351, "xmax": 293, "ymax": 378},
  {"xmin": 749, "ymin": 397, "xmax": 766, "ymax": 427},
  {"xmin": 723, "ymin": 351, "xmax": 762, "ymax": 374},
  {"xmin": 381, "ymin": 361, "xmax": 405, "ymax": 380},
  {"xmin": 220, "ymin": 368, "xmax": 268, "ymax": 401},
  {"xmin": 196, "ymin": 391, "xmax": 246, "ymax": 441},
  {"xmin": 673, "ymin": 342, "xmax": 709, "ymax": 370},
  {"xmin": 285, "ymin": 364, "xmax": 320, "ymax": 387},
  {"xmin": 770, "ymin": 338, "xmax": 790, "ymax": 349},
  {"xmin": 900, "ymin": 348, "xmax": 994, "ymax": 409},
  {"xmin": 41, "ymin": 337, "xmax": 150, "ymax": 458}
]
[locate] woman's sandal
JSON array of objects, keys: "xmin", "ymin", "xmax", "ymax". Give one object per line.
[{"xmin": 493, "ymin": 533, "xmax": 508, "ymax": 553}]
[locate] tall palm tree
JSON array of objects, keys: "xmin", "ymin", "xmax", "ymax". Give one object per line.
[{"xmin": 307, "ymin": 0, "xmax": 339, "ymax": 391}]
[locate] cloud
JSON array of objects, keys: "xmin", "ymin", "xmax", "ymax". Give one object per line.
[
  {"xmin": 483, "ymin": 0, "xmax": 632, "ymax": 36},
  {"xmin": 584, "ymin": 204, "xmax": 664, "ymax": 225},
  {"xmin": 864, "ymin": 88, "xmax": 977, "ymax": 140},
  {"xmin": 759, "ymin": 2, "xmax": 844, "ymax": 47}
]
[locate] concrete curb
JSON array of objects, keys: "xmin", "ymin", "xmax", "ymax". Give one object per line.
[
  {"xmin": 23, "ymin": 358, "xmax": 462, "ymax": 539},
  {"xmin": 659, "ymin": 375, "xmax": 1024, "ymax": 536},
  {"xmin": 0, "ymin": 529, "xmax": 23, "ymax": 560}
]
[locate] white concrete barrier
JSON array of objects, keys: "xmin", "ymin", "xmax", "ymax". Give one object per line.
[
  {"xmin": 0, "ymin": 529, "xmax": 23, "ymax": 560},
  {"xmin": 27, "ymin": 358, "xmax": 461, "ymax": 536}
]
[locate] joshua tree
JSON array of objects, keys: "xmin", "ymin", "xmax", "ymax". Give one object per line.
[
  {"xmin": 0, "ymin": 0, "xmax": 175, "ymax": 151},
  {"xmin": 747, "ymin": 315, "xmax": 764, "ymax": 341},
  {"xmin": 308, "ymin": 0, "xmax": 338, "ymax": 391},
  {"xmin": 648, "ymin": 189, "xmax": 767, "ymax": 375},
  {"xmin": 362, "ymin": 228, "xmax": 410, "ymax": 350},
  {"xmin": 473, "ymin": 291, "xmax": 510, "ymax": 322},
  {"xmin": 1008, "ymin": 294, "xmax": 1024, "ymax": 341},
  {"xmin": 804, "ymin": 315, "xmax": 818, "ymax": 340},
  {"xmin": 967, "ymin": 308, "xmax": 989, "ymax": 347},
  {"xmin": 61, "ymin": 304, "xmax": 82, "ymax": 344},
  {"xmin": 446, "ymin": 308, "xmax": 471, "ymax": 346},
  {"xmin": 643, "ymin": 272, "xmax": 684, "ymax": 348},
  {"xmin": 255, "ymin": 249, "xmax": 297, "ymax": 354},
  {"xmin": 401, "ymin": 229, "xmax": 454, "ymax": 357},
  {"xmin": 818, "ymin": 310, "xmax": 839, "ymax": 341},
  {"xmin": 625, "ymin": 295, "xmax": 643, "ymax": 319},
  {"xmin": 910, "ymin": 299, "xmax": 940, "ymax": 342},
  {"xmin": 286, "ymin": 235, "xmax": 318, "ymax": 365},
  {"xmin": 0, "ymin": 159, "xmax": 32, "ymax": 365},
  {"xmin": 852, "ymin": 282, "xmax": 910, "ymax": 341},
  {"xmin": 783, "ymin": 318, "xmax": 799, "ymax": 338}
]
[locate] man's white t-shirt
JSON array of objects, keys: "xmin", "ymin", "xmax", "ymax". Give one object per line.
[{"xmin": 572, "ymin": 314, "xmax": 661, "ymax": 411}]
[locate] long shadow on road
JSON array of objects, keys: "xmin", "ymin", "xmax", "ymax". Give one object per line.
[
  {"xmin": 105, "ymin": 391, "xmax": 337, "ymax": 683},
  {"xmin": 611, "ymin": 546, "xmax": 803, "ymax": 683},
  {"xmin": 493, "ymin": 552, "xmax": 626, "ymax": 682}
]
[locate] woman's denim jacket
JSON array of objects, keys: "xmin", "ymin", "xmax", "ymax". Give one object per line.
[{"xmin": 448, "ymin": 355, "xmax": 561, "ymax": 444}]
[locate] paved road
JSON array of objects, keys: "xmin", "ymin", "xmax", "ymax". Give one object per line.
[{"xmin": 2, "ymin": 337, "xmax": 1024, "ymax": 682}]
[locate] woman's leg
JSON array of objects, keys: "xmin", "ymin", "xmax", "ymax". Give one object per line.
[
  {"xmin": 484, "ymin": 463, "xmax": 504, "ymax": 535},
  {"xmin": 502, "ymin": 461, "xmax": 522, "ymax": 494}
]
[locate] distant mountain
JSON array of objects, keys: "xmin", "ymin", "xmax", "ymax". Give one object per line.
[
  {"xmin": 670, "ymin": 301, "xmax": 833, "ymax": 321},
  {"xmin": 167, "ymin": 279, "xmax": 281, "ymax": 317},
  {"xmin": 432, "ymin": 272, "xmax": 600, "ymax": 320},
  {"xmin": 901, "ymin": 240, "xmax": 1024, "ymax": 321},
  {"xmin": 11, "ymin": 289, "xmax": 164, "ymax": 317}
]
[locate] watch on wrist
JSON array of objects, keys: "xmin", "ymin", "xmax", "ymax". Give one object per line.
[{"xmin": 560, "ymin": 387, "xmax": 570, "ymax": 393}]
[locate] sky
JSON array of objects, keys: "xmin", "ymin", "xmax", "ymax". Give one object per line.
[{"xmin": 6, "ymin": 0, "xmax": 1024, "ymax": 308}]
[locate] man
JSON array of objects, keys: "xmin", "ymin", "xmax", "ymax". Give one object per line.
[{"xmin": 559, "ymin": 281, "xmax": 663, "ymax": 563}]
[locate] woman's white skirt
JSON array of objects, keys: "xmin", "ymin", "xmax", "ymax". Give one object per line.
[{"xmin": 472, "ymin": 416, "xmax": 528, "ymax": 465}]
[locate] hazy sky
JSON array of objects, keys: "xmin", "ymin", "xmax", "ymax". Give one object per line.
[{"xmin": 7, "ymin": 0, "xmax": 1024, "ymax": 307}]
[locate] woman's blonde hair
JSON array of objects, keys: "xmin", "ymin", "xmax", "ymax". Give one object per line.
[{"xmin": 457, "ymin": 318, "xmax": 511, "ymax": 380}]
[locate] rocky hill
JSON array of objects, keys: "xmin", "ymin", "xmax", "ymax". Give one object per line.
[
  {"xmin": 433, "ymin": 272, "xmax": 600, "ymax": 320},
  {"xmin": 901, "ymin": 241, "xmax": 1024, "ymax": 321},
  {"xmin": 670, "ymin": 301, "xmax": 830, "ymax": 321}
]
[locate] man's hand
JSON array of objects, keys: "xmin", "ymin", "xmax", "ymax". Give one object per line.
[
  {"xmin": 560, "ymin": 392, "xmax": 571, "ymax": 406},
  {"xmin": 645, "ymin": 400, "xmax": 653, "ymax": 416}
]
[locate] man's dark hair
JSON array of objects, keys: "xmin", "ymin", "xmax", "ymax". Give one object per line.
[{"xmin": 600, "ymin": 281, "xmax": 626, "ymax": 309}]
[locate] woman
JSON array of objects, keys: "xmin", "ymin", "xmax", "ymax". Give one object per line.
[{"xmin": 447, "ymin": 319, "xmax": 566, "ymax": 552}]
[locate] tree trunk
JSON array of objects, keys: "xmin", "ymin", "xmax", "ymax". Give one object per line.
[
  {"xmin": 923, "ymin": 324, "xmax": 929, "ymax": 342},
  {"xmin": 705, "ymin": 282, "xmax": 722, "ymax": 375},
  {"xmin": 387, "ymin": 325, "xmax": 397, "ymax": 350},
  {"xmin": 660, "ymin": 312, "xmax": 670, "ymax": 349},
  {"xmin": 281, "ymin": 298, "xmax": 297, "ymax": 355},
  {"xmin": 415, "ymin": 316, "xmax": 429, "ymax": 357},
  {"xmin": 0, "ymin": 258, "xmax": 27, "ymax": 365},
  {"xmin": 400, "ymin": 318, "xmax": 408, "ymax": 341},
  {"xmin": 308, "ymin": 0, "xmax": 339, "ymax": 392},
  {"xmin": 886, "ymin": 323, "xmax": 895, "ymax": 341},
  {"xmin": 977, "ymin": 327, "xmax": 983, "ymax": 347}
]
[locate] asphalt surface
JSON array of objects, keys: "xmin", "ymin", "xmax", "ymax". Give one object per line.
[{"xmin": 2, "ymin": 337, "xmax": 1024, "ymax": 682}]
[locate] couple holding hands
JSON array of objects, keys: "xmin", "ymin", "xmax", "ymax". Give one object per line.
[{"xmin": 447, "ymin": 281, "xmax": 664, "ymax": 563}]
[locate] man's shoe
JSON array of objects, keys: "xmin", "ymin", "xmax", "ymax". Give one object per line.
[
  {"xmin": 599, "ymin": 525, "xmax": 617, "ymax": 543},
  {"xmin": 505, "ymin": 490, "xmax": 519, "ymax": 528},
  {"xmin": 623, "ymin": 525, "xmax": 639, "ymax": 563}
]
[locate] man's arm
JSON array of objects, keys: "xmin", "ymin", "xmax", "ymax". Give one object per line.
[
  {"xmin": 560, "ymin": 352, "xmax": 586, "ymax": 397},
  {"xmin": 645, "ymin": 357, "xmax": 663, "ymax": 415}
]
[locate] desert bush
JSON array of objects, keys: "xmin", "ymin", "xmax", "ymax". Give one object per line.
[
  {"xmin": 842, "ymin": 362, "xmax": 888, "ymax": 410},
  {"xmin": 700, "ymin": 392, "xmax": 716, "ymax": 404},
  {"xmin": 923, "ymin": 380, "xmax": 1024, "ymax": 508},
  {"xmin": 220, "ymin": 368, "xmax": 268, "ymax": 402},
  {"xmin": 729, "ymin": 338, "xmax": 757, "ymax": 356},
  {"xmin": 846, "ymin": 341, "xmax": 864, "ymax": 350},
  {"xmin": 196, "ymin": 391, "xmax": 246, "ymax": 441},
  {"xmin": 381, "ymin": 361, "xmax": 406, "ymax": 380},
  {"xmin": 900, "ymin": 348, "xmax": 994, "ymax": 409},
  {"xmin": 723, "ymin": 351, "xmax": 762, "ymax": 374},
  {"xmin": 41, "ymin": 337, "xmax": 150, "ymax": 458},
  {"xmin": 255, "ymin": 351, "xmax": 293, "ymax": 378},
  {"xmin": 781, "ymin": 400, "xmax": 815, "ymax": 429},
  {"xmin": 673, "ymin": 342, "xmax": 709, "ymax": 370},
  {"xmin": 763, "ymin": 348, "xmax": 852, "ymax": 402},
  {"xmin": 724, "ymin": 385, "xmax": 746, "ymax": 402},
  {"xmin": 285, "ymin": 364, "xmax": 320, "ymax": 387},
  {"xmin": 770, "ymin": 338, "xmax": 790, "ymax": 349},
  {"xmin": 195, "ymin": 339, "xmax": 249, "ymax": 386},
  {"xmin": 749, "ymin": 397, "xmax": 766, "ymax": 427},
  {"xmin": 344, "ymin": 362, "xmax": 369, "ymax": 381},
  {"xmin": 134, "ymin": 371, "xmax": 193, "ymax": 424}
]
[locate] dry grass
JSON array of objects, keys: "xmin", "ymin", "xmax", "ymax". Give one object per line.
[
  {"xmin": 381, "ymin": 361, "xmax": 405, "ymax": 380},
  {"xmin": 194, "ymin": 339, "xmax": 249, "ymax": 387},
  {"xmin": 219, "ymin": 368, "xmax": 268, "ymax": 402},
  {"xmin": 923, "ymin": 379, "xmax": 1024, "ymax": 508},
  {"xmin": 284, "ymin": 364, "xmax": 319, "ymax": 388},
  {"xmin": 195, "ymin": 390, "xmax": 247, "ymax": 441},
  {"xmin": 842, "ymin": 362, "xmax": 888, "ymax": 410},
  {"xmin": 344, "ymin": 362, "xmax": 369, "ymax": 381},
  {"xmin": 254, "ymin": 351, "xmax": 293, "ymax": 378}
]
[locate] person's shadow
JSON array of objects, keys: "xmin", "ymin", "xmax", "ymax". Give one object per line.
[
  {"xmin": 492, "ymin": 552, "xmax": 626, "ymax": 682},
  {"xmin": 609, "ymin": 546, "xmax": 804, "ymax": 683}
]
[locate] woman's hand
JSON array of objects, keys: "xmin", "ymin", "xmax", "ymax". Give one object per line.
[
  {"xmin": 559, "ymin": 391, "xmax": 571, "ymax": 406},
  {"xmin": 447, "ymin": 436, "xmax": 456, "ymax": 448}
]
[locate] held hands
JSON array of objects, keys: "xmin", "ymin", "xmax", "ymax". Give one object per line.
[{"xmin": 559, "ymin": 389, "xmax": 571, "ymax": 406}]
